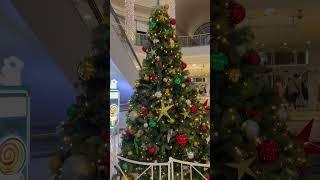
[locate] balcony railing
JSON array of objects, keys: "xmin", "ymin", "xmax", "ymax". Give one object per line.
[{"xmin": 136, "ymin": 32, "xmax": 210, "ymax": 47}]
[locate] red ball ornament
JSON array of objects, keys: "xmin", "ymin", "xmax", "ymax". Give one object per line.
[
  {"xmin": 228, "ymin": 2, "xmax": 246, "ymax": 24},
  {"xmin": 170, "ymin": 18, "xmax": 176, "ymax": 25},
  {"xmin": 181, "ymin": 62, "xmax": 187, "ymax": 70},
  {"xmin": 191, "ymin": 105, "xmax": 198, "ymax": 113},
  {"xmin": 176, "ymin": 133, "xmax": 188, "ymax": 145},
  {"xmin": 127, "ymin": 128, "xmax": 132, "ymax": 135},
  {"xmin": 185, "ymin": 77, "xmax": 192, "ymax": 83},
  {"xmin": 200, "ymin": 125, "xmax": 208, "ymax": 132},
  {"xmin": 243, "ymin": 50, "xmax": 261, "ymax": 65},
  {"xmin": 148, "ymin": 147, "xmax": 156, "ymax": 155},
  {"xmin": 151, "ymin": 73, "xmax": 158, "ymax": 80},
  {"xmin": 142, "ymin": 46, "xmax": 148, "ymax": 52},
  {"xmin": 257, "ymin": 140, "xmax": 279, "ymax": 162},
  {"xmin": 142, "ymin": 109, "xmax": 149, "ymax": 116}
]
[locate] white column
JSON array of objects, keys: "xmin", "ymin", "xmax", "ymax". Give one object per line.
[
  {"xmin": 162, "ymin": 0, "xmax": 176, "ymax": 18},
  {"xmin": 125, "ymin": 0, "xmax": 136, "ymax": 42}
]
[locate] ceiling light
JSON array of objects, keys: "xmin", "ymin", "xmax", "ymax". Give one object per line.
[
  {"xmin": 264, "ymin": 8, "xmax": 275, "ymax": 16},
  {"xmin": 192, "ymin": 64, "xmax": 197, "ymax": 67}
]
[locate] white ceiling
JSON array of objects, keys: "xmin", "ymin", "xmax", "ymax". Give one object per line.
[
  {"xmin": 239, "ymin": 0, "xmax": 320, "ymax": 49},
  {"xmin": 111, "ymin": 0, "xmax": 210, "ymax": 36}
]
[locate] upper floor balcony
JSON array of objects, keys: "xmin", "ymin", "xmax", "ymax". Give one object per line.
[{"xmin": 135, "ymin": 32, "xmax": 210, "ymax": 47}]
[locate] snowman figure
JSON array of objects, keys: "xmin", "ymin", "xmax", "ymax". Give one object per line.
[{"xmin": 0, "ymin": 56, "xmax": 24, "ymax": 86}]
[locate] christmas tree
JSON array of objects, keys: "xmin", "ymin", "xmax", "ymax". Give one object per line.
[
  {"xmin": 49, "ymin": 2, "xmax": 109, "ymax": 180},
  {"xmin": 114, "ymin": 5, "xmax": 210, "ymax": 179},
  {"xmin": 212, "ymin": 1, "xmax": 305, "ymax": 180}
]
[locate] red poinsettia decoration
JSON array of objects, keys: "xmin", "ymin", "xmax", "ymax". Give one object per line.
[
  {"xmin": 176, "ymin": 133, "xmax": 188, "ymax": 145},
  {"xmin": 142, "ymin": 109, "xmax": 149, "ymax": 116},
  {"xmin": 200, "ymin": 125, "xmax": 208, "ymax": 132},
  {"xmin": 191, "ymin": 105, "xmax": 198, "ymax": 113},
  {"xmin": 151, "ymin": 73, "xmax": 158, "ymax": 80}
]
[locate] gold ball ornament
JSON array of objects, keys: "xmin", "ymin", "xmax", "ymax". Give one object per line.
[
  {"xmin": 50, "ymin": 154, "xmax": 63, "ymax": 173},
  {"xmin": 194, "ymin": 141, "xmax": 199, "ymax": 146},
  {"xmin": 144, "ymin": 75, "xmax": 150, "ymax": 81},
  {"xmin": 121, "ymin": 175, "xmax": 134, "ymax": 180},
  {"xmin": 134, "ymin": 80, "xmax": 140, "ymax": 87},
  {"xmin": 194, "ymin": 118, "xmax": 200, "ymax": 124},
  {"xmin": 181, "ymin": 83, "xmax": 186, "ymax": 88},
  {"xmin": 78, "ymin": 60, "xmax": 96, "ymax": 81},
  {"xmin": 169, "ymin": 39, "xmax": 175, "ymax": 48},
  {"xmin": 135, "ymin": 132, "xmax": 142, "ymax": 138},
  {"xmin": 168, "ymin": 118, "xmax": 175, "ymax": 124},
  {"xmin": 128, "ymin": 151, "xmax": 133, "ymax": 156},
  {"xmin": 228, "ymin": 69, "xmax": 241, "ymax": 82}
]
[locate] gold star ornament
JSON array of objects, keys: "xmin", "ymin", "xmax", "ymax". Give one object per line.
[
  {"xmin": 181, "ymin": 111, "xmax": 189, "ymax": 119},
  {"xmin": 225, "ymin": 158, "xmax": 256, "ymax": 180},
  {"xmin": 159, "ymin": 15, "xmax": 167, "ymax": 22},
  {"xmin": 157, "ymin": 101, "xmax": 173, "ymax": 121}
]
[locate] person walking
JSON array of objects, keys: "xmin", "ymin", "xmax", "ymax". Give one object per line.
[{"xmin": 287, "ymin": 77, "xmax": 300, "ymax": 109}]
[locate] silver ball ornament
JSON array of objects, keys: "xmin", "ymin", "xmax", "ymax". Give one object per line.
[
  {"xmin": 187, "ymin": 152, "xmax": 194, "ymax": 159},
  {"xmin": 278, "ymin": 107, "xmax": 288, "ymax": 122},
  {"xmin": 129, "ymin": 111, "xmax": 138, "ymax": 121},
  {"xmin": 242, "ymin": 120, "xmax": 260, "ymax": 139},
  {"xmin": 186, "ymin": 99, "xmax": 191, "ymax": 105}
]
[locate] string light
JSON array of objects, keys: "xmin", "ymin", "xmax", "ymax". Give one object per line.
[{"xmin": 125, "ymin": 0, "xmax": 136, "ymax": 41}]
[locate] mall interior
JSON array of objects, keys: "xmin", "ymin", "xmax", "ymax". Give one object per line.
[
  {"xmin": 1, "ymin": 0, "xmax": 320, "ymax": 179},
  {"xmin": 110, "ymin": 0, "xmax": 210, "ymax": 134}
]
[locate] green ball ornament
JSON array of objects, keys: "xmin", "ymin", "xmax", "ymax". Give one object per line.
[
  {"xmin": 149, "ymin": 120, "xmax": 157, "ymax": 127},
  {"xmin": 122, "ymin": 162, "xmax": 129, "ymax": 170},
  {"xmin": 149, "ymin": 21, "xmax": 157, "ymax": 30},
  {"xmin": 67, "ymin": 105, "xmax": 77, "ymax": 118},
  {"xmin": 134, "ymin": 137, "xmax": 141, "ymax": 143},
  {"xmin": 211, "ymin": 52, "xmax": 228, "ymax": 71},
  {"xmin": 174, "ymin": 77, "xmax": 182, "ymax": 85},
  {"xmin": 160, "ymin": 151, "xmax": 167, "ymax": 156},
  {"xmin": 52, "ymin": 175, "xmax": 61, "ymax": 180}
]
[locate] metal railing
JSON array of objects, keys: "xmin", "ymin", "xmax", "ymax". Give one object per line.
[
  {"xmin": 111, "ymin": 6, "xmax": 142, "ymax": 69},
  {"xmin": 111, "ymin": 152, "xmax": 210, "ymax": 180},
  {"xmin": 136, "ymin": 33, "xmax": 210, "ymax": 47}
]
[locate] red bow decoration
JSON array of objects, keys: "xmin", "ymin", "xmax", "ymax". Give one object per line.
[
  {"xmin": 296, "ymin": 119, "xmax": 320, "ymax": 174},
  {"xmin": 297, "ymin": 119, "xmax": 320, "ymax": 155},
  {"xmin": 203, "ymin": 99, "xmax": 210, "ymax": 111}
]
